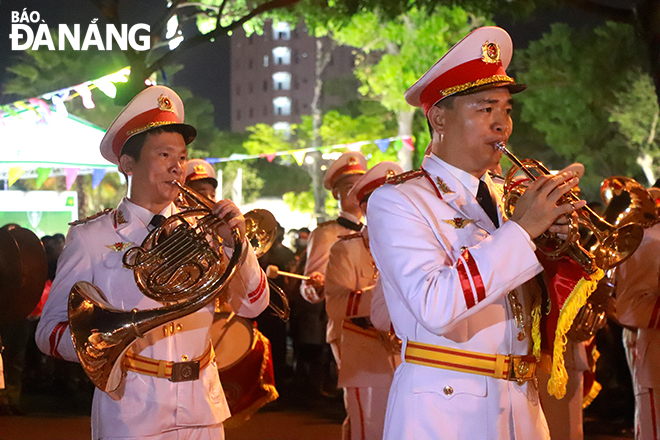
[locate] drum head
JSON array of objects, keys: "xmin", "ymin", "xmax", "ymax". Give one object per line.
[
  {"xmin": 211, "ymin": 312, "xmax": 254, "ymax": 371},
  {"xmin": 0, "ymin": 226, "xmax": 47, "ymax": 324}
]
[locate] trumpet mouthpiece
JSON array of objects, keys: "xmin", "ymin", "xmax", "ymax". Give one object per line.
[{"xmin": 495, "ymin": 141, "xmax": 507, "ymax": 152}]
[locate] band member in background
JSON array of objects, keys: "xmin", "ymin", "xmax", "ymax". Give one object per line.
[
  {"xmin": 325, "ymin": 161, "xmax": 403, "ymax": 440},
  {"xmin": 185, "ymin": 158, "xmax": 218, "ymax": 201},
  {"xmin": 35, "ymin": 86, "xmax": 269, "ymax": 440},
  {"xmin": 616, "ymin": 216, "xmax": 660, "ymax": 440},
  {"xmin": 367, "ymin": 27, "xmax": 585, "ymax": 440},
  {"xmin": 300, "ymin": 151, "xmax": 367, "ymax": 305}
]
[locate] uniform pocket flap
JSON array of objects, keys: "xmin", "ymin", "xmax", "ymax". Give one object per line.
[{"xmin": 411, "ymin": 365, "xmax": 487, "ymax": 399}]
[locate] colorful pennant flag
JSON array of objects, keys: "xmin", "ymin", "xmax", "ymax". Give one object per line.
[
  {"xmin": 291, "ymin": 150, "xmax": 306, "ymax": 166},
  {"xmin": 8, "ymin": 167, "xmax": 25, "ymax": 187},
  {"xmin": 73, "ymin": 84, "xmax": 95, "ymax": 109},
  {"xmin": 375, "ymin": 138, "xmax": 391, "ymax": 152},
  {"xmin": 402, "ymin": 136, "xmax": 414, "ymax": 151},
  {"xmin": 92, "ymin": 168, "xmax": 108, "ymax": 189},
  {"xmin": 65, "ymin": 168, "xmax": 80, "ymax": 190},
  {"xmin": 35, "ymin": 167, "xmax": 52, "ymax": 188}
]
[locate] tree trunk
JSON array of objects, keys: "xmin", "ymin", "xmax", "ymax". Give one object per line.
[
  {"xmin": 396, "ymin": 110, "xmax": 415, "ymax": 171},
  {"xmin": 76, "ymin": 175, "xmax": 87, "ymax": 219},
  {"xmin": 636, "ymin": 152, "xmax": 656, "ymax": 186},
  {"xmin": 309, "ymin": 37, "xmax": 334, "ymax": 224}
]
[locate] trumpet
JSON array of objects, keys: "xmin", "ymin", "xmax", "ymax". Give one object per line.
[{"xmin": 495, "ymin": 142, "xmax": 643, "ymax": 273}]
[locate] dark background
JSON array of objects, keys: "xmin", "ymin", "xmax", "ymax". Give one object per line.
[{"xmin": 0, "ymin": 0, "xmax": 624, "ymax": 131}]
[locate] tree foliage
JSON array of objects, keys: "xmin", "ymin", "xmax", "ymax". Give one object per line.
[{"xmin": 513, "ymin": 22, "xmax": 658, "ymax": 197}]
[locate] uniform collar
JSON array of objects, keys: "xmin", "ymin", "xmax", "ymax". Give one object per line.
[
  {"xmin": 113, "ymin": 198, "xmax": 176, "ymax": 243},
  {"xmin": 422, "ymin": 155, "xmax": 501, "ymax": 232},
  {"xmin": 427, "ymin": 154, "xmax": 486, "ymax": 198},
  {"xmin": 338, "ymin": 211, "xmax": 364, "ymax": 229}
]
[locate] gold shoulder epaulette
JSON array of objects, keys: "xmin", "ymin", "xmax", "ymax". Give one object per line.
[
  {"xmin": 69, "ymin": 208, "xmax": 113, "ymax": 226},
  {"xmin": 316, "ymin": 219, "xmax": 338, "ymax": 228},
  {"xmin": 386, "ymin": 169, "xmax": 424, "ymax": 185},
  {"xmin": 338, "ymin": 232, "xmax": 362, "ymax": 241}
]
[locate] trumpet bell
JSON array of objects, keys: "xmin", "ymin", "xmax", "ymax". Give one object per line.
[{"xmin": 245, "ymin": 209, "xmax": 278, "ymax": 258}]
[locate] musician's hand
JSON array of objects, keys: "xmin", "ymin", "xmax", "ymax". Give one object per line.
[
  {"xmin": 212, "ymin": 199, "xmax": 245, "ymax": 244},
  {"xmin": 509, "ymin": 171, "xmax": 586, "ymax": 239},
  {"xmin": 308, "ymin": 271, "xmax": 325, "ymax": 290}
]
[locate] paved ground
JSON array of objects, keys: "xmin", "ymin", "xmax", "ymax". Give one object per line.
[{"xmin": 0, "ymin": 381, "xmax": 635, "ymax": 440}]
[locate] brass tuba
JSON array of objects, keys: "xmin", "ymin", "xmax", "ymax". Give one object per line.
[
  {"xmin": 68, "ymin": 181, "xmax": 275, "ymax": 393},
  {"xmin": 497, "ymin": 142, "xmax": 644, "ymax": 274}
]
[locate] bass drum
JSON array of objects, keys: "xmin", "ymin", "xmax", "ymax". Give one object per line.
[
  {"xmin": 211, "ymin": 312, "xmax": 278, "ymax": 426},
  {"xmin": 0, "ymin": 225, "xmax": 47, "ymax": 324}
]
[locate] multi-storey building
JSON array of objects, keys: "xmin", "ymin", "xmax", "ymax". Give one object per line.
[{"xmin": 229, "ymin": 21, "xmax": 356, "ymax": 134}]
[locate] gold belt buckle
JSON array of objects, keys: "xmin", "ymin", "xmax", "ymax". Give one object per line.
[
  {"xmin": 170, "ymin": 360, "xmax": 200, "ymax": 382},
  {"xmin": 508, "ymin": 355, "xmax": 535, "ymax": 386}
]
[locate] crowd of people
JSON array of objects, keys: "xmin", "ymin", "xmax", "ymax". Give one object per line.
[{"xmin": 1, "ymin": 24, "xmax": 659, "ymax": 440}]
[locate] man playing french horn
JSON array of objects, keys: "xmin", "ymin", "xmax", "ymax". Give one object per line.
[
  {"xmin": 36, "ymin": 86, "xmax": 269, "ymax": 440},
  {"xmin": 367, "ymin": 27, "xmax": 588, "ymax": 440}
]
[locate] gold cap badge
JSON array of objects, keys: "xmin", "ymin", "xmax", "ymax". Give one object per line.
[
  {"xmin": 158, "ymin": 94, "xmax": 175, "ymax": 112},
  {"xmin": 482, "ymin": 41, "xmax": 501, "ymax": 64}
]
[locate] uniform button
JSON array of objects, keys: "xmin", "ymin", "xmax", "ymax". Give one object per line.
[
  {"xmin": 181, "ymin": 355, "xmax": 189, "ymax": 362},
  {"xmin": 443, "ymin": 386, "xmax": 453, "ymax": 396},
  {"xmin": 176, "ymin": 324, "xmax": 183, "ymax": 332}
]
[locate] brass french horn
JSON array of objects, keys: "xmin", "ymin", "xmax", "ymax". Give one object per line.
[
  {"xmin": 497, "ymin": 142, "xmax": 644, "ymax": 274},
  {"xmin": 171, "ymin": 182, "xmax": 289, "ymax": 320},
  {"xmin": 68, "ymin": 181, "xmax": 279, "ymax": 393}
]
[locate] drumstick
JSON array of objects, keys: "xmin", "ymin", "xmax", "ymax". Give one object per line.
[{"xmin": 266, "ymin": 265, "xmax": 310, "ymax": 280}]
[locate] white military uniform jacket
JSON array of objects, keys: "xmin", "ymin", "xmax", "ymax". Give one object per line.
[
  {"xmin": 300, "ymin": 212, "xmax": 363, "ymax": 304},
  {"xmin": 616, "ymin": 222, "xmax": 660, "ymax": 390},
  {"xmin": 325, "ymin": 228, "xmax": 398, "ymax": 386},
  {"xmin": 36, "ymin": 198, "xmax": 269, "ymax": 439},
  {"xmin": 367, "ymin": 154, "xmax": 550, "ymax": 440}
]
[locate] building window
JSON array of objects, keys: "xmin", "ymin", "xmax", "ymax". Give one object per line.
[
  {"xmin": 273, "ymin": 97, "xmax": 291, "ymax": 116},
  {"xmin": 272, "ymin": 72, "xmax": 291, "ymax": 91},
  {"xmin": 272, "ymin": 22, "xmax": 291, "ymax": 41},
  {"xmin": 273, "ymin": 122, "xmax": 291, "ymax": 139},
  {"xmin": 263, "ymin": 55, "xmax": 269, "ymax": 67},
  {"xmin": 272, "ymin": 47, "xmax": 291, "ymax": 65}
]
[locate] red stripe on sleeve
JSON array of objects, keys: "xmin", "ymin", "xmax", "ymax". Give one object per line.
[
  {"xmin": 248, "ymin": 270, "xmax": 267, "ymax": 304},
  {"xmin": 457, "ymin": 258, "xmax": 475, "ymax": 309},
  {"xmin": 49, "ymin": 321, "xmax": 68, "ymax": 359},
  {"xmin": 463, "ymin": 250, "xmax": 485, "ymax": 303}
]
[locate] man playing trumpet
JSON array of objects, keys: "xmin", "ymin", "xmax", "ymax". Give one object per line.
[
  {"xmin": 367, "ymin": 26, "xmax": 586, "ymax": 440},
  {"xmin": 36, "ymin": 86, "xmax": 269, "ymax": 440}
]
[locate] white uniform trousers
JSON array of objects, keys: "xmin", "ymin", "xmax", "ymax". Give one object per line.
[
  {"xmin": 635, "ymin": 389, "xmax": 660, "ymax": 440},
  {"xmin": 102, "ymin": 424, "xmax": 224, "ymax": 440},
  {"xmin": 345, "ymin": 387, "xmax": 390, "ymax": 440}
]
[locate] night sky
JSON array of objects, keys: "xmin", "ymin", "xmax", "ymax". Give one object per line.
[{"xmin": 0, "ymin": 0, "xmax": 621, "ymax": 131}]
